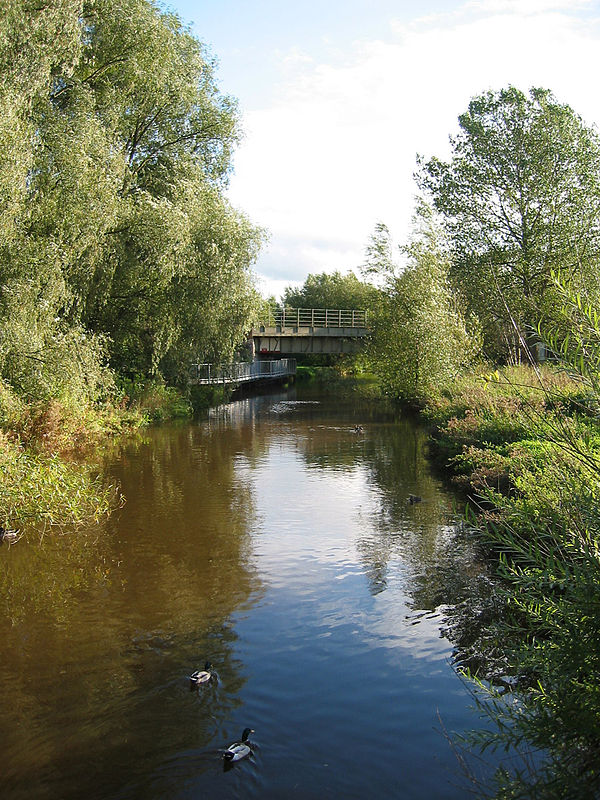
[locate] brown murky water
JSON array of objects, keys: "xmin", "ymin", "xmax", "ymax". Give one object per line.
[{"xmin": 0, "ymin": 384, "xmax": 499, "ymax": 799}]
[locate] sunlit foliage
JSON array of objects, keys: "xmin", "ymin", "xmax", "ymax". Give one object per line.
[
  {"xmin": 0, "ymin": 0, "xmax": 263, "ymax": 402},
  {"xmin": 418, "ymin": 86, "xmax": 600, "ymax": 362},
  {"xmin": 282, "ymin": 270, "xmax": 378, "ymax": 310},
  {"xmin": 366, "ymin": 205, "xmax": 480, "ymax": 405},
  {"xmin": 0, "ymin": 0, "xmax": 264, "ymax": 527}
]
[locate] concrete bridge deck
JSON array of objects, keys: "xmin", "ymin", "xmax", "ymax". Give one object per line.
[{"xmin": 190, "ymin": 309, "xmax": 368, "ymax": 385}]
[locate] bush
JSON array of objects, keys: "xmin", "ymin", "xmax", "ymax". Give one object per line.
[
  {"xmin": 0, "ymin": 433, "xmax": 121, "ymax": 531},
  {"xmin": 435, "ymin": 355, "xmax": 600, "ymax": 797}
]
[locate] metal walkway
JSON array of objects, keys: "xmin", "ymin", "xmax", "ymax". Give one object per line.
[{"xmin": 190, "ymin": 358, "xmax": 296, "ymax": 385}]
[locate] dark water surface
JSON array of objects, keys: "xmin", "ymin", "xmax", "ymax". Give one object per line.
[{"xmin": 0, "ymin": 386, "xmax": 498, "ymax": 799}]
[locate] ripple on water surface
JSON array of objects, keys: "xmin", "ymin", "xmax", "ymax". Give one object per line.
[{"xmin": 0, "ymin": 390, "xmax": 502, "ymax": 800}]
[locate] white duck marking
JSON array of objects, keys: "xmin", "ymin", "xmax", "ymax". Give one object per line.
[
  {"xmin": 188, "ymin": 661, "xmax": 215, "ymax": 686},
  {"xmin": 223, "ymin": 728, "xmax": 254, "ymax": 762}
]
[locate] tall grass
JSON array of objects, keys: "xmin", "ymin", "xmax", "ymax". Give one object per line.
[
  {"xmin": 0, "ymin": 381, "xmax": 130, "ymax": 534},
  {"xmin": 0, "ymin": 432, "xmax": 121, "ymax": 533},
  {"xmin": 426, "ymin": 348, "xmax": 600, "ymax": 795}
]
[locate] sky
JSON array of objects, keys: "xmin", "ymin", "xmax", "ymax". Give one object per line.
[{"xmin": 164, "ymin": 0, "xmax": 600, "ymax": 299}]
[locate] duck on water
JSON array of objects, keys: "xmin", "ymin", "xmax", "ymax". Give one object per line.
[
  {"xmin": 188, "ymin": 661, "xmax": 216, "ymax": 688},
  {"xmin": 223, "ymin": 728, "xmax": 255, "ymax": 762},
  {"xmin": 0, "ymin": 525, "xmax": 20, "ymax": 544}
]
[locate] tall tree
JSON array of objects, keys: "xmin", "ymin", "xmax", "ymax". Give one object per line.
[
  {"xmin": 418, "ymin": 86, "xmax": 600, "ymax": 362},
  {"xmin": 282, "ymin": 270, "xmax": 378, "ymax": 310},
  {"xmin": 0, "ymin": 0, "xmax": 264, "ymax": 395},
  {"xmin": 366, "ymin": 206, "xmax": 479, "ymax": 405}
]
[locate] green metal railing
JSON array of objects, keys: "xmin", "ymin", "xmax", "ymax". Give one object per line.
[{"xmin": 258, "ymin": 307, "xmax": 367, "ymax": 329}]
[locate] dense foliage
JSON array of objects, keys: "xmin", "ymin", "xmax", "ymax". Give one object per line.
[
  {"xmin": 425, "ymin": 353, "xmax": 600, "ymax": 798},
  {"xmin": 418, "ymin": 87, "xmax": 600, "ymax": 362},
  {"xmin": 0, "ymin": 0, "xmax": 263, "ymax": 530},
  {"xmin": 364, "ymin": 208, "xmax": 480, "ymax": 405},
  {"xmin": 281, "ymin": 269, "xmax": 377, "ymax": 310},
  {"xmin": 0, "ymin": 0, "xmax": 263, "ymax": 402}
]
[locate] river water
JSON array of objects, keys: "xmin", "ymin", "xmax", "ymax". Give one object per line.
[{"xmin": 0, "ymin": 384, "xmax": 500, "ymax": 799}]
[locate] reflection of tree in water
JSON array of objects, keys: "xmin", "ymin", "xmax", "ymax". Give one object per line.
[
  {"xmin": 293, "ymin": 399, "xmax": 498, "ymax": 682},
  {"xmin": 352, "ymin": 417, "xmax": 502, "ymax": 680},
  {"xmin": 0, "ymin": 416, "xmax": 267, "ymax": 800}
]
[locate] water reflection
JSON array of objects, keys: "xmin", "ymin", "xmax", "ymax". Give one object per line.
[
  {"xmin": 0, "ymin": 386, "xmax": 500, "ymax": 799},
  {"xmin": 0, "ymin": 421, "xmax": 262, "ymax": 800}
]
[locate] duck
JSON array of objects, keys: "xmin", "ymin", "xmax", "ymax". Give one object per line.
[
  {"xmin": 408, "ymin": 494, "xmax": 422, "ymax": 504},
  {"xmin": 188, "ymin": 661, "xmax": 215, "ymax": 687},
  {"xmin": 353, "ymin": 425, "xmax": 364, "ymax": 434},
  {"xmin": 223, "ymin": 728, "xmax": 255, "ymax": 762},
  {"xmin": 0, "ymin": 525, "xmax": 20, "ymax": 544}
]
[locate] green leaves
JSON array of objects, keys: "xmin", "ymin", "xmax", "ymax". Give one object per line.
[
  {"xmin": 0, "ymin": 0, "xmax": 263, "ymax": 394},
  {"xmin": 418, "ymin": 86, "xmax": 600, "ymax": 362},
  {"xmin": 367, "ymin": 206, "xmax": 480, "ymax": 405},
  {"xmin": 282, "ymin": 270, "xmax": 378, "ymax": 310}
]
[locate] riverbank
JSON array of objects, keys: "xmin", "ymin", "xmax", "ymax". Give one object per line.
[
  {"xmin": 416, "ymin": 363, "xmax": 600, "ymax": 799},
  {"xmin": 423, "ymin": 364, "xmax": 589, "ymax": 506},
  {"xmin": 0, "ymin": 377, "xmax": 209, "ymax": 535}
]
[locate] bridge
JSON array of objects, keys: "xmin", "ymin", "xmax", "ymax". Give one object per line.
[
  {"xmin": 251, "ymin": 307, "xmax": 368, "ymax": 357},
  {"xmin": 190, "ymin": 358, "xmax": 296, "ymax": 385},
  {"xmin": 190, "ymin": 308, "xmax": 368, "ymax": 386}
]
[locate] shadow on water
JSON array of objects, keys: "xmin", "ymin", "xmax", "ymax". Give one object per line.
[
  {"xmin": 0, "ymin": 419, "xmax": 264, "ymax": 800},
  {"xmin": 0, "ymin": 383, "xmax": 502, "ymax": 799}
]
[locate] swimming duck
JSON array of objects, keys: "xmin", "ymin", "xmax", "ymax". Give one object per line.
[
  {"xmin": 223, "ymin": 728, "xmax": 254, "ymax": 762},
  {"xmin": 408, "ymin": 494, "xmax": 422, "ymax": 504},
  {"xmin": 353, "ymin": 425, "xmax": 364, "ymax": 434},
  {"xmin": 188, "ymin": 661, "xmax": 215, "ymax": 687}
]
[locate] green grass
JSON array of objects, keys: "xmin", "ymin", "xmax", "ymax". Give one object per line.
[{"xmin": 0, "ymin": 432, "xmax": 121, "ymax": 532}]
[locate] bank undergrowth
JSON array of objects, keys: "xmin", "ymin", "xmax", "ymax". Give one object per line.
[
  {"xmin": 414, "ymin": 360, "xmax": 600, "ymax": 799},
  {"xmin": 0, "ymin": 376, "xmax": 200, "ymax": 534}
]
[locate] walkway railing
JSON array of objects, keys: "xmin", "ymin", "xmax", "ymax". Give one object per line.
[
  {"xmin": 258, "ymin": 307, "xmax": 367, "ymax": 328},
  {"xmin": 190, "ymin": 358, "xmax": 296, "ymax": 385}
]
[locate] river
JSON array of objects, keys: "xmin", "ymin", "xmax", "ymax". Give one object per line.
[{"xmin": 0, "ymin": 383, "xmax": 501, "ymax": 799}]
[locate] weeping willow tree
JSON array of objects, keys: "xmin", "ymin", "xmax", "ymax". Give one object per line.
[{"xmin": 0, "ymin": 0, "xmax": 264, "ymax": 405}]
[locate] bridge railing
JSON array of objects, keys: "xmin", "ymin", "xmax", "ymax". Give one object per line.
[
  {"xmin": 258, "ymin": 307, "xmax": 367, "ymax": 329},
  {"xmin": 190, "ymin": 358, "xmax": 296, "ymax": 384}
]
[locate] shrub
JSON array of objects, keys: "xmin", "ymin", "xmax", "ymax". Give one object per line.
[{"xmin": 0, "ymin": 433, "xmax": 120, "ymax": 531}]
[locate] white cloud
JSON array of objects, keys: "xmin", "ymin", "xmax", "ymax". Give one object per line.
[
  {"xmin": 463, "ymin": 0, "xmax": 593, "ymax": 13},
  {"xmin": 228, "ymin": 3, "xmax": 600, "ymax": 299}
]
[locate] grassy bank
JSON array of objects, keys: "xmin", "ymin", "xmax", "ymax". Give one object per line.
[
  {"xmin": 0, "ymin": 377, "xmax": 205, "ymax": 536},
  {"xmin": 424, "ymin": 365, "xmax": 592, "ymax": 509},
  {"xmin": 0, "ymin": 379, "xmax": 142, "ymax": 534},
  {"xmin": 0, "ymin": 370, "xmax": 252, "ymax": 536},
  {"xmin": 417, "ymin": 364, "xmax": 600, "ymax": 799}
]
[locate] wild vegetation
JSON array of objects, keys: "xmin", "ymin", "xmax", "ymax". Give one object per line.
[
  {"xmin": 3, "ymin": 5, "xmax": 600, "ymax": 791},
  {"xmin": 362, "ymin": 87, "xmax": 600, "ymax": 798},
  {"xmin": 281, "ymin": 269, "xmax": 378, "ymax": 311}
]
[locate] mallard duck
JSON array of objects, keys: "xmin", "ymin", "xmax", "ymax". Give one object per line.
[
  {"xmin": 0, "ymin": 525, "xmax": 20, "ymax": 544},
  {"xmin": 408, "ymin": 494, "xmax": 422, "ymax": 504},
  {"xmin": 188, "ymin": 661, "xmax": 215, "ymax": 687},
  {"xmin": 223, "ymin": 728, "xmax": 254, "ymax": 762}
]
